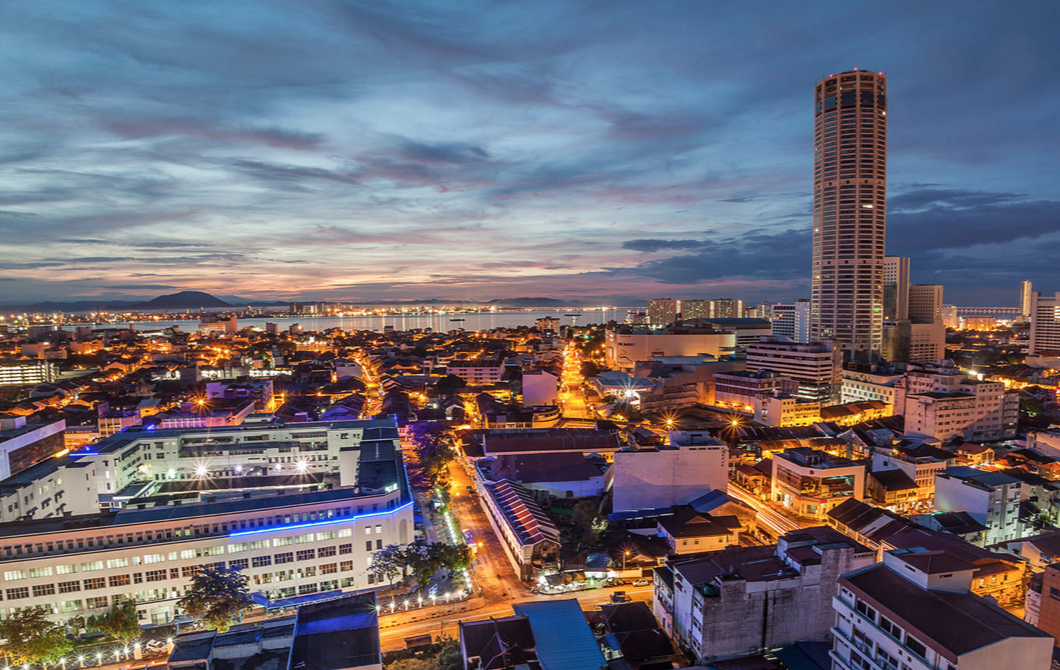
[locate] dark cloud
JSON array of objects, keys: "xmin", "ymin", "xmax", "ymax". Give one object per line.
[{"xmin": 621, "ymin": 239, "xmax": 711, "ymax": 252}]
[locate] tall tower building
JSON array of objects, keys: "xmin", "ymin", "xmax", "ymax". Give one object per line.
[
  {"xmin": 1021, "ymin": 280, "xmax": 1034, "ymax": 318},
  {"xmin": 908, "ymin": 284, "xmax": 943, "ymax": 324},
  {"xmin": 811, "ymin": 70, "xmax": 887, "ymax": 355}
]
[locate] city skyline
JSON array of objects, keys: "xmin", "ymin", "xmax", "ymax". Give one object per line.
[{"xmin": 2, "ymin": 1, "xmax": 1059, "ymax": 306}]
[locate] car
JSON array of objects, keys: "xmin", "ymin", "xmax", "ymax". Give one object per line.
[{"xmin": 632, "ymin": 579, "xmax": 649, "ymax": 587}]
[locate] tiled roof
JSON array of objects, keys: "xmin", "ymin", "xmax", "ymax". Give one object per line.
[{"xmin": 485, "ymin": 479, "xmax": 560, "ymax": 548}]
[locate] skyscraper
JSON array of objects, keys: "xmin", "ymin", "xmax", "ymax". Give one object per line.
[
  {"xmin": 1021, "ymin": 280, "xmax": 1034, "ymax": 318},
  {"xmin": 811, "ymin": 70, "xmax": 887, "ymax": 355},
  {"xmin": 647, "ymin": 298, "xmax": 680, "ymax": 326}
]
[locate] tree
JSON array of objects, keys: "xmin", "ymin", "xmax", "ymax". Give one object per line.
[
  {"xmin": 368, "ymin": 544, "xmax": 407, "ymax": 585},
  {"xmin": 434, "ymin": 374, "xmax": 467, "ymax": 397},
  {"xmin": 0, "ymin": 608, "xmax": 73, "ymax": 667},
  {"xmin": 177, "ymin": 565, "xmax": 253, "ymax": 632},
  {"xmin": 89, "ymin": 601, "xmax": 141, "ymax": 643},
  {"xmin": 410, "ymin": 422, "xmax": 457, "ymax": 482}
]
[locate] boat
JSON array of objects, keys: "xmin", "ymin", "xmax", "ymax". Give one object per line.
[
  {"xmin": 565, "ymin": 313, "xmax": 582, "ymax": 317},
  {"xmin": 449, "ymin": 318, "xmax": 466, "ymax": 322}
]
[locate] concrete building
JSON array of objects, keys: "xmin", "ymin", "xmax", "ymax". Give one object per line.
[
  {"xmin": 811, "ymin": 70, "xmax": 887, "ymax": 355},
  {"xmin": 934, "ymin": 467, "xmax": 1024, "ymax": 545},
  {"xmin": 604, "ymin": 324, "xmax": 735, "ymax": 373},
  {"xmin": 0, "ymin": 418, "xmax": 404, "ymax": 523},
  {"xmin": 0, "ymin": 359, "xmax": 58, "ymax": 386},
  {"xmin": 706, "ymin": 298, "xmax": 745, "ymax": 319},
  {"xmin": 0, "ymin": 417, "xmax": 66, "ymax": 480},
  {"xmin": 883, "ymin": 256, "xmax": 910, "ymax": 321},
  {"xmin": 745, "ymin": 336, "xmax": 843, "ymax": 404},
  {"xmin": 681, "ymin": 299, "xmax": 709, "ymax": 320},
  {"xmin": 941, "ymin": 304, "xmax": 959, "ymax": 329},
  {"xmin": 0, "ymin": 448, "xmax": 412, "ymax": 625},
  {"xmin": 633, "ymin": 357, "xmax": 746, "ymax": 412},
  {"xmin": 713, "ymin": 370, "xmax": 798, "ymax": 411},
  {"xmin": 754, "ymin": 394, "xmax": 821, "ymax": 428},
  {"xmin": 908, "ymin": 284, "xmax": 943, "ymax": 324},
  {"xmin": 898, "ymin": 365, "xmax": 1019, "ymax": 442},
  {"xmin": 445, "ymin": 359, "xmax": 506, "ymax": 384},
  {"xmin": 832, "ymin": 548, "xmax": 1052, "ymax": 670},
  {"xmin": 883, "ymin": 320, "xmax": 946, "ymax": 364},
  {"xmin": 1030, "ymin": 291, "xmax": 1060, "ymax": 356},
  {"xmin": 521, "ymin": 369, "xmax": 558, "ymax": 407},
  {"xmin": 770, "ymin": 300, "xmax": 811, "ymax": 343},
  {"xmin": 771, "ymin": 448, "xmax": 865, "ymax": 521},
  {"xmin": 653, "ymin": 526, "xmax": 874, "ymax": 664},
  {"xmin": 611, "ymin": 435, "xmax": 728, "ymax": 514},
  {"xmin": 647, "ymin": 298, "xmax": 681, "ymax": 326},
  {"xmin": 840, "ymin": 364, "xmax": 904, "ymax": 405},
  {"xmin": 479, "ymin": 479, "xmax": 560, "ymax": 580}
]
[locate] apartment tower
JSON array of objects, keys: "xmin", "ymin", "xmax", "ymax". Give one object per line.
[
  {"xmin": 1021, "ymin": 280, "xmax": 1034, "ymax": 319},
  {"xmin": 811, "ymin": 70, "xmax": 887, "ymax": 355}
]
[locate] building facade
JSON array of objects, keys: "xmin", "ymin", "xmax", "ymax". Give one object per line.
[
  {"xmin": 883, "ymin": 256, "xmax": 910, "ymax": 322},
  {"xmin": 745, "ymin": 336, "xmax": 843, "ymax": 404},
  {"xmin": 811, "ymin": 70, "xmax": 888, "ymax": 355},
  {"xmin": 1030, "ymin": 291, "xmax": 1060, "ymax": 357},
  {"xmin": 770, "ymin": 300, "xmax": 811, "ymax": 343}
]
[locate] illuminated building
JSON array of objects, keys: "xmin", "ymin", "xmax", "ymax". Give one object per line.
[
  {"xmin": 745, "ymin": 336, "xmax": 843, "ymax": 404},
  {"xmin": 0, "ymin": 359, "xmax": 57, "ymax": 386},
  {"xmin": 1029, "ymin": 290, "xmax": 1060, "ymax": 356},
  {"xmin": 811, "ymin": 70, "xmax": 887, "ymax": 355},
  {"xmin": 770, "ymin": 300, "xmax": 811, "ymax": 343},
  {"xmin": 883, "ymin": 256, "xmax": 909, "ymax": 321},
  {"xmin": 647, "ymin": 299, "xmax": 681, "ymax": 326},
  {"xmin": 1021, "ymin": 280, "xmax": 1034, "ymax": 319}
]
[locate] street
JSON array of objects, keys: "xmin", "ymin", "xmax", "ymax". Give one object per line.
[{"xmin": 726, "ymin": 481, "xmax": 805, "ymax": 536}]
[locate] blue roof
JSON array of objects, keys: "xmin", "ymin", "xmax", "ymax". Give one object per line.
[{"xmin": 512, "ymin": 599, "xmax": 606, "ymax": 670}]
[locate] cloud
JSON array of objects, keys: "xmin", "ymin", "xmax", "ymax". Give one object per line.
[{"xmin": 621, "ymin": 239, "xmax": 711, "ymax": 252}]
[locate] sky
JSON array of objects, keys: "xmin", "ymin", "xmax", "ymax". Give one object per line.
[{"xmin": 1, "ymin": 0, "xmax": 1058, "ymax": 306}]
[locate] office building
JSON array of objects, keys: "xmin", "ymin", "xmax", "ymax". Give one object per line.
[
  {"xmin": 713, "ymin": 370, "xmax": 799, "ymax": 410},
  {"xmin": 934, "ymin": 467, "xmax": 1024, "ymax": 545},
  {"xmin": 831, "ymin": 548, "xmax": 1052, "ymax": 670},
  {"xmin": 654, "ymin": 527, "xmax": 874, "ymax": 664},
  {"xmin": 811, "ymin": 70, "xmax": 887, "ymax": 355},
  {"xmin": 840, "ymin": 364, "xmax": 904, "ymax": 406},
  {"xmin": 745, "ymin": 336, "xmax": 843, "ymax": 404},
  {"xmin": 1021, "ymin": 280, "xmax": 1034, "ymax": 319},
  {"xmin": 1030, "ymin": 291, "xmax": 1060, "ymax": 357},
  {"xmin": 771, "ymin": 300, "xmax": 811, "ymax": 343},
  {"xmin": 0, "ymin": 419, "xmax": 412, "ymax": 625},
  {"xmin": 0, "ymin": 417, "xmax": 67, "ymax": 480},
  {"xmin": 647, "ymin": 299, "xmax": 681, "ymax": 326},
  {"xmin": 0, "ymin": 359, "xmax": 58, "ymax": 387},
  {"xmin": 883, "ymin": 256, "xmax": 910, "ymax": 321}
]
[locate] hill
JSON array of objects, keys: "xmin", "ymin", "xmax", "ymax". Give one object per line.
[{"xmin": 131, "ymin": 291, "xmax": 232, "ymax": 309}]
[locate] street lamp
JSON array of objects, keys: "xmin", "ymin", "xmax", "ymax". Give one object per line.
[{"xmin": 623, "ymin": 550, "xmax": 629, "ymax": 572}]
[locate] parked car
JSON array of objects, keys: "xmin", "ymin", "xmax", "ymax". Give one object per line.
[
  {"xmin": 610, "ymin": 591, "xmax": 631, "ymax": 603},
  {"xmin": 632, "ymin": 579, "xmax": 649, "ymax": 587}
]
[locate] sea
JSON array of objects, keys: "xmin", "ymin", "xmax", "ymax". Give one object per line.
[{"xmin": 61, "ymin": 308, "xmax": 632, "ymax": 334}]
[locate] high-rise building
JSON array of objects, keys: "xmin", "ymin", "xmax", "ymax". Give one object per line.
[
  {"xmin": 647, "ymin": 299, "xmax": 680, "ymax": 326},
  {"xmin": 883, "ymin": 256, "xmax": 909, "ymax": 321},
  {"xmin": 941, "ymin": 304, "xmax": 959, "ymax": 329},
  {"xmin": 746, "ymin": 336, "xmax": 843, "ymax": 405},
  {"xmin": 908, "ymin": 284, "xmax": 943, "ymax": 324},
  {"xmin": 1029, "ymin": 291, "xmax": 1060, "ymax": 357},
  {"xmin": 707, "ymin": 298, "xmax": 745, "ymax": 319},
  {"xmin": 1021, "ymin": 280, "xmax": 1034, "ymax": 318},
  {"xmin": 811, "ymin": 70, "xmax": 887, "ymax": 355},
  {"xmin": 681, "ymin": 299, "xmax": 708, "ymax": 320},
  {"xmin": 771, "ymin": 300, "xmax": 811, "ymax": 343}
]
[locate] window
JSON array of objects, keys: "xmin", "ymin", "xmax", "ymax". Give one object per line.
[
  {"xmin": 56, "ymin": 564, "xmax": 77, "ymax": 575},
  {"xmin": 107, "ymin": 558, "xmax": 130, "ymax": 569},
  {"xmin": 59, "ymin": 581, "xmax": 81, "ymax": 594},
  {"xmin": 252, "ymin": 556, "xmax": 272, "ymax": 568},
  {"xmin": 228, "ymin": 543, "xmax": 247, "ymax": 554},
  {"xmin": 854, "ymin": 599, "xmax": 877, "ymax": 622},
  {"xmin": 61, "ymin": 600, "xmax": 84, "ymax": 613},
  {"xmin": 180, "ymin": 550, "xmax": 198, "ymax": 560},
  {"xmin": 87, "ymin": 596, "xmax": 109, "ymax": 609},
  {"xmin": 275, "ymin": 552, "xmax": 294, "ymax": 565},
  {"xmin": 29, "ymin": 566, "xmax": 54, "ymax": 578},
  {"xmin": 6, "ymin": 587, "xmax": 29, "ymax": 600},
  {"xmin": 145, "ymin": 570, "xmax": 166, "ymax": 582},
  {"xmin": 365, "ymin": 527, "xmax": 372, "ymax": 535},
  {"xmin": 296, "ymin": 549, "xmax": 315, "ymax": 562},
  {"xmin": 319, "ymin": 546, "xmax": 336, "ymax": 558},
  {"xmin": 109, "ymin": 574, "xmax": 131, "ymax": 587},
  {"xmin": 204, "ymin": 546, "xmax": 225, "ymax": 557},
  {"xmin": 339, "ymin": 544, "xmax": 352, "ymax": 555},
  {"xmin": 376, "ymin": 539, "xmax": 382, "ymax": 550},
  {"xmin": 316, "ymin": 531, "xmax": 335, "ymax": 541},
  {"xmin": 143, "ymin": 553, "xmax": 165, "ymax": 564},
  {"xmin": 366, "ymin": 541, "xmax": 372, "ymax": 552},
  {"xmin": 33, "ymin": 584, "xmax": 56, "ymax": 597},
  {"xmin": 84, "ymin": 577, "xmax": 106, "ymax": 590},
  {"xmin": 230, "ymin": 559, "xmax": 249, "ymax": 570},
  {"xmin": 295, "ymin": 534, "xmax": 314, "ymax": 544},
  {"xmin": 250, "ymin": 540, "xmax": 268, "ymax": 551},
  {"xmin": 273, "ymin": 537, "xmax": 292, "ymax": 548},
  {"xmin": 321, "ymin": 563, "xmax": 338, "ymax": 575},
  {"xmin": 338, "ymin": 529, "xmax": 352, "ymax": 539},
  {"xmin": 905, "ymin": 635, "xmax": 927, "ymax": 658},
  {"xmin": 340, "ymin": 561, "xmax": 353, "ymax": 572},
  {"xmin": 375, "ymin": 524, "xmax": 382, "ymax": 534},
  {"xmin": 3, "ymin": 570, "xmax": 26, "ymax": 581}
]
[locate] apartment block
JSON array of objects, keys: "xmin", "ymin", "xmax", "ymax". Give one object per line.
[
  {"xmin": 746, "ymin": 336, "xmax": 843, "ymax": 404},
  {"xmin": 771, "ymin": 448, "xmax": 865, "ymax": 521},
  {"xmin": 1030, "ymin": 291, "xmax": 1060, "ymax": 357}
]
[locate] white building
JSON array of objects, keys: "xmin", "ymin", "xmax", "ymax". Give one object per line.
[
  {"xmin": 521, "ymin": 370, "xmax": 558, "ymax": 407},
  {"xmin": 611, "ymin": 434, "xmax": 728, "ymax": 514},
  {"xmin": 445, "ymin": 360, "xmax": 506, "ymax": 384},
  {"xmin": 898, "ymin": 365, "xmax": 1019, "ymax": 442},
  {"xmin": 771, "ymin": 448, "xmax": 865, "ymax": 521},
  {"xmin": 883, "ymin": 256, "xmax": 910, "ymax": 321},
  {"xmin": 770, "ymin": 300, "xmax": 811, "ymax": 343},
  {"xmin": 934, "ymin": 467, "xmax": 1024, "ymax": 545},
  {"xmin": 841, "ymin": 366, "xmax": 904, "ymax": 405},
  {"xmin": 832, "ymin": 548, "xmax": 1052, "ymax": 670},
  {"xmin": 0, "ymin": 359, "xmax": 57, "ymax": 386},
  {"xmin": 604, "ymin": 325, "xmax": 735, "ymax": 373},
  {"xmin": 1030, "ymin": 290, "xmax": 1060, "ymax": 357},
  {"xmin": 0, "ymin": 419, "xmax": 412, "ymax": 626},
  {"xmin": 745, "ymin": 336, "xmax": 842, "ymax": 405}
]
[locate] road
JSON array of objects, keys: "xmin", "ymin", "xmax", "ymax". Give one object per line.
[
  {"xmin": 726, "ymin": 482, "xmax": 804, "ymax": 536},
  {"xmin": 378, "ymin": 585, "xmax": 654, "ymax": 651},
  {"xmin": 559, "ymin": 345, "xmax": 592, "ymax": 419}
]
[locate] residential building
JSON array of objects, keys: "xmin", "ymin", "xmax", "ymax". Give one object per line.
[
  {"xmin": 681, "ymin": 299, "xmax": 709, "ymax": 320},
  {"xmin": 706, "ymin": 298, "xmax": 745, "ymax": 319},
  {"xmin": 898, "ymin": 365, "xmax": 1019, "ymax": 441},
  {"xmin": 811, "ymin": 70, "xmax": 887, "ymax": 355},
  {"xmin": 479, "ymin": 479, "xmax": 560, "ymax": 580},
  {"xmin": 459, "ymin": 615, "xmax": 539, "ymax": 670},
  {"xmin": 841, "ymin": 364, "xmax": 904, "ymax": 405},
  {"xmin": 883, "ymin": 256, "xmax": 910, "ymax": 321},
  {"xmin": 604, "ymin": 324, "xmax": 735, "ymax": 373},
  {"xmin": 713, "ymin": 370, "xmax": 798, "ymax": 410},
  {"xmin": 647, "ymin": 298, "xmax": 681, "ymax": 326},
  {"xmin": 1030, "ymin": 291, "xmax": 1060, "ymax": 356},
  {"xmin": 611, "ymin": 435, "xmax": 728, "ymax": 514},
  {"xmin": 908, "ymin": 284, "xmax": 943, "ymax": 324},
  {"xmin": 653, "ymin": 526, "xmax": 874, "ymax": 664},
  {"xmin": 0, "ymin": 359, "xmax": 57, "ymax": 386},
  {"xmin": 871, "ymin": 439, "xmax": 954, "ymax": 498},
  {"xmin": 445, "ymin": 359, "xmax": 506, "ymax": 384},
  {"xmin": 754, "ymin": 394, "xmax": 821, "ymax": 427},
  {"xmin": 934, "ymin": 467, "xmax": 1025, "ymax": 545},
  {"xmin": 633, "ymin": 357, "xmax": 746, "ymax": 412},
  {"xmin": 831, "ymin": 548, "xmax": 1052, "ymax": 670},
  {"xmin": 941, "ymin": 304, "xmax": 959, "ymax": 329},
  {"xmin": 511, "ymin": 600, "xmax": 607, "ymax": 670},
  {"xmin": 745, "ymin": 336, "xmax": 843, "ymax": 404},
  {"xmin": 656, "ymin": 506, "xmax": 740, "ymax": 555},
  {"xmin": 771, "ymin": 447, "xmax": 865, "ymax": 521},
  {"xmin": 1021, "ymin": 280, "xmax": 1034, "ymax": 319}
]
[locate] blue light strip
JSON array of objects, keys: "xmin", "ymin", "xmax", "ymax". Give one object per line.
[
  {"xmin": 70, "ymin": 452, "xmax": 99, "ymax": 456},
  {"xmin": 228, "ymin": 501, "xmax": 413, "ymax": 537}
]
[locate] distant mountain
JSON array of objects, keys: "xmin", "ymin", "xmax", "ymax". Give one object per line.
[
  {"xmin": 486, "ymin": 297, "xmax": 583, "ymax": 307},
  {"xmin": 131, "ymin": 291, "xmax": 231, "ymax": 310}
]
